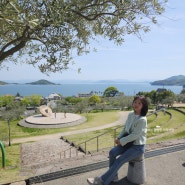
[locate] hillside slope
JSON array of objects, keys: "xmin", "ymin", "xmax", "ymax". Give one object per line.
[{"xmin": 151, "ymin": 75, "xmax": 185, "ymax": 86}]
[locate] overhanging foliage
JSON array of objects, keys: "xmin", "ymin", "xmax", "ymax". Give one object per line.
[{"xmin": 0, "ymin": 0, "xmax": 167, "ymax": 74}]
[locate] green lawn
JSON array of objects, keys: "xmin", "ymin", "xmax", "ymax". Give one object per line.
[
  {"xmin": 0, "ymin": 111, "xmax": 119, "ymax": 140},
  {"xmin": 147, "ymin": 109, "xmax": 185, "ymax": 143},
  {"xmin": 64, "ymin": 108, "xmax": 185, "ymax": 152},
  {"xmin": 0, "ymin": 144, "xmax": 21, "ymax": 184}
]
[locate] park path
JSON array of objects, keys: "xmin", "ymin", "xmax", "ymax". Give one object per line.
[{"xmin": 12, "ymin": 111, "xmax": 130, "ymax": 144}]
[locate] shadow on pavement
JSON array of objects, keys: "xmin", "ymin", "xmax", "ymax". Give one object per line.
[{"xmin": 111, "ymin": 177, "xmax": 139, "ymax": 185}]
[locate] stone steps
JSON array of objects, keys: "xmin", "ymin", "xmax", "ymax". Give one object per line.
[{"xmin": 20, "ymin": 139, "xmax": 85, "ymax": 172}]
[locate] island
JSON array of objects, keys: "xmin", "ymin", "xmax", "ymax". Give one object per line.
[
  {"xmin": 25, "ymin": 79, "xmax": 59, "ymax": 85},
  {"xmin": 151, "ymin": 75, "xmax": 185, "ymax": 86},
  {"xmin": 0, "ymin": 81, "xmax": 8, "ymax": 85}
]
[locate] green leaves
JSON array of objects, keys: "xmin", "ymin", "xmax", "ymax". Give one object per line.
[
  {"xmin": 103, "ymin": 86, "xmax": 119, "ymax": 97},
  {"xmin": 0, "ymin": 0, "xmax": 168, "ymax": 74}
]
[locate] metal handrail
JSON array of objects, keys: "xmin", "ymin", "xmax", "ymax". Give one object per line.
[{"xmin": 59, "ymin": 126, "xmax": 122, "ymax": 160}]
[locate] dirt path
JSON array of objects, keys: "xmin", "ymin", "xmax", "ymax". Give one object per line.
[
  {"xmin": 12, "ymin": 111, "xmax": 130, "ymax": 144},
  {"xmin": 173, "ymin": 103, "xmax": 185, "ymax": 107}
]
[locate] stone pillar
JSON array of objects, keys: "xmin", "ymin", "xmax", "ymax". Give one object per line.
[{"xmin": 127, "ymin": 154, "xmax": 146, "ymax": 184}]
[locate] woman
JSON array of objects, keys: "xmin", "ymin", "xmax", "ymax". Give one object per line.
[{"xmin": 87, "ymin": 95, "xmax": 148, "ymax": 185}]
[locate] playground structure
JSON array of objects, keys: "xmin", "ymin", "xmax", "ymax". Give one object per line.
[{"xmin": 0, "ymin": 141, "xmax": 6, "ymax": 168}]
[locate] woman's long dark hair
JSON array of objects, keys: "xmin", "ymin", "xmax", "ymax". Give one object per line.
[{"xmin": 133, "ymin": 95, "xmax": 148, "ymax": 116}]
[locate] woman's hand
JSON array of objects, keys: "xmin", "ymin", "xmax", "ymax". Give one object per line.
[{"xmin": 115, "ymin": 138, "xmax": 121, "ymax": 145}]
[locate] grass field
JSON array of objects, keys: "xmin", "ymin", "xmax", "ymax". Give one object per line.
[
  {"xmin": 0, "ymin": 108, "xmax": 185, "ymax": 183},
  {"xmin": 64, "ymin": 108, "xmax": 185, "ymax": 150},
  {"xmin": 0, "ymin": 111, "xmax": 119, "ymax": 141}
]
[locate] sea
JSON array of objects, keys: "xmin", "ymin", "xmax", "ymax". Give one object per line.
[{"xmin": 0, "ymin": 82, "xmax": 183, "ymax": 97}]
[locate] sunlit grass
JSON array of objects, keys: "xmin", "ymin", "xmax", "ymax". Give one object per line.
[
  {"xmin": 0, "ymin": 144, "xmax": 25, "ymax": 184},
  {"xmin": 147, "ymin": 111, "xmax": 171, "ymax": 128},
  {"xmin": 147, "ymin": 108, "xmax": 185, "ymax": 143},
  {"xmin": 147, "ymin": 113, "xmax": 157, "ymax": 124},
  {"xmin": 163, "ymin": 109, "xmax": 185, "ymax": 128},
  {"xmin": 0, "ymin": 111, "xmax": 120, "ymax": 140},
  {"xmin": 174, "ymin": 107, "xmax": 185, "ymax": 113},
  {"xmin": 65, "ymin": 109, "xmax": 185, "ymax": 149}
]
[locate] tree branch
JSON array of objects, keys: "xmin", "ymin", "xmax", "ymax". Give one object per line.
[{"xmin": 0, "ymin": 26, "xmax": 31, "ymax": 62}]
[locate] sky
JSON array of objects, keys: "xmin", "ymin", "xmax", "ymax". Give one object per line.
[{"xmin": 1, "ymin": 0, "xmax": 185, "ymax": 83}]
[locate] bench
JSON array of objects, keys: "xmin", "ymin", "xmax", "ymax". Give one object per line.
[{"xmin": 127, "ymin": 154, "xmax": 146, "ymax": 184}]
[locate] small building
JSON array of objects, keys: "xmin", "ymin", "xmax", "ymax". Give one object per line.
[
  {"xmin": 47, "ymin": 93, "xmax": 61, "ymax": 100},
  {"xmin": 14, "ymin": 96, "xmax": 23, "ymax": 101},
  {"xmin": 78, "ymin": 92, "xmax": 93, "ymax": 98},
  {"xmin": 156, "ymin": 88, "xmax": 167, "ymax": 93}
]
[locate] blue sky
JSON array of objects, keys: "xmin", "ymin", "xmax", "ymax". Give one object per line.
[{"xmin": 1, "ymin": 0, "xmax": 185, "ymax": 82}]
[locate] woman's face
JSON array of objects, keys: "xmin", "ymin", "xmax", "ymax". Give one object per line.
[{"xmin": 133, "ymin": 98, "xmax": 143, "ymax": 115}]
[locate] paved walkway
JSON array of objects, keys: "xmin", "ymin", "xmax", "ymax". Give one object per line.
[
  {"xmin": 10, "ymin": 149, "xmax": 185, "ymax": 185},
  {"xmin": 38, "ymin": 150, "xmax": 185, "ymax": 185}
]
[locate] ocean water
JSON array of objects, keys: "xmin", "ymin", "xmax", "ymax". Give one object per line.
[{"xmin": 0, "ymin": 82, "xmax": 183, "ymax": 97}]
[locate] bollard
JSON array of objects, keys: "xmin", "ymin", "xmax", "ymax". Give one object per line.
[
  {"xmin": 0, "ymin": 141, "xmax": 6, "ymax": 168},
  {"xmin": 127, "ymin": 154, "xmax": 146, "ymax": 184}
]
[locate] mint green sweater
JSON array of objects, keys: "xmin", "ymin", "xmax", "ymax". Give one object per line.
[{"xmin": 118, "ymin": 111, "xmax": 147, "ymax": 146}]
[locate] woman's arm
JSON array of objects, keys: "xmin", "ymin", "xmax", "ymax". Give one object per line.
[
  {"xmin": 117, "ymin": 112, "xmax": 132, "ymax": 139},
  {"xmin": 119, "ymin": 117, "xmax": 147, "ymax": 146}
]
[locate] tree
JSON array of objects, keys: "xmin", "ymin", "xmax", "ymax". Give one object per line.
[
  {"xmin": 137, "ymin": 90, "xmax": 157, "ymax": 104},
  {"xmin": 0, "ymin": 95, "xmax": 14, "ymax": 108},
  {"xmin": 88, "ymin": 95, "xmax": 101, "ymax": 105},
  {"xmin": 0, "ymin": 0, "xmax": 167, "ymax": 74},
  {"xmin": 161, "ymin": 97, "xmax": 174, "ymax": 107},
  {"xmin": 156, "ymin": 90, "xmax": 175, "ymax": 104},
  {"xmin": 103, "ymin": 86, "xmax": 119, "ymax": 97},
  {"xmin": 176, "ymin": 94, "xmax": 185, "ymax": 103},
  {"xmin": 180, "ymin": 89, "xmax": 185, "ymax": 94},
  {"xmin": 65, "ymin": 96, "xmax": 82, "ymax": 105},
  {"xmin": 21, "ymin": 95, "xmax": 42, "ymax": 106},
  {"xmin": 116, "ymin": 93, "xmax": 126, "ymax": 110},
  {"xmin": 74, "ymin": 98, "xmax": 88, "ymax": 114},
  {"xmin": 1, "ymin": 102, "xmax": 25, "ymax": 146}
]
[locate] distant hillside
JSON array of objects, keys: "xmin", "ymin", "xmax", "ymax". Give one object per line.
[
  {"xmin": 0, "ymin": 81, "xmax": 8, "ymax": 85},
  {"xmin": 151, "ymin": 75, "xmax": 185, "ymax": 86},
  {"xmin": 26, "ymin": 79, "xmax": 58, "ymax": 85}
]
